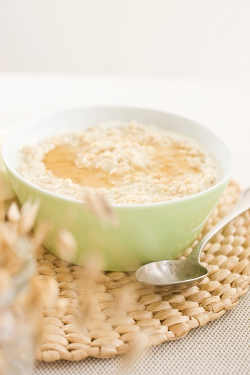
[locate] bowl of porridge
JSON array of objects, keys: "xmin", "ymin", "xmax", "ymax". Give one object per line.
[{"xmin": 2, "ymin": 106, "xmax": 231, "ymax": 270}]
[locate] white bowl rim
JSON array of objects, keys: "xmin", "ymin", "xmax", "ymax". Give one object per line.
[{"xmin": 2, "ymin": 105, "xmax": 232, "ymax": 209}]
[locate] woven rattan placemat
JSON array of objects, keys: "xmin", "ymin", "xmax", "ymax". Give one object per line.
[{"xmin": 36, "ymin": 181, "xmax": 250, "ymax": 362}]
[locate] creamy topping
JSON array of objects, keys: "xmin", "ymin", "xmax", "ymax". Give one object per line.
[{"xmin": 19, "ymin": 122, "xmax": 217, "ymax": 204}]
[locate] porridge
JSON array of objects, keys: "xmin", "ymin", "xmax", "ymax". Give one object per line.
[{"xmin": 18, "ymin": 122, "xmax": 217, "ymax": 204}]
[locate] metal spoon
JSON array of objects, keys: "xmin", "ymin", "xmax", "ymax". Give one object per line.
[{"xmin": 136, "ymin": 187, "xmax": 250, "ymax": 287}]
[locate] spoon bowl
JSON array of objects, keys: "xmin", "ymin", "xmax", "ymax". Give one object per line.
[{"xmin": 136, "ymin": 258, "xmax": 208, "ymax": 286}]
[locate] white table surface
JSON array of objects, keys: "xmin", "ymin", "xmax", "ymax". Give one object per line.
[{"xmin": 0, "ymin": 74, "xmax": 249, "ymax": 375}]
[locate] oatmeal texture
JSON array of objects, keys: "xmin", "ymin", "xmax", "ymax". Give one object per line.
[{"xmin": 19, "ymin": 122, "xmax": 217, "ymax": 204}]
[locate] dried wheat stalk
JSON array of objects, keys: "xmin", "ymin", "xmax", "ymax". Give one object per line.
[
  {"xmin": 0, "ymin": 192, "xmax": 59, "ymax": 372},
  {"xmin": 0, "ymin": 177, "xmax": 147, "ymax": 372}
]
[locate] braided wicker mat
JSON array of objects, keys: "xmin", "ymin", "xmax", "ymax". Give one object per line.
[{"xmin": 36, "ymin": 181, "xmax": 250, "ymax": 362}]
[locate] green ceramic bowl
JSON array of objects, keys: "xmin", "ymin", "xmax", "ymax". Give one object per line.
[{"xmin": 2, "ymin": 106, "xmax": 231, "ymax": 270}]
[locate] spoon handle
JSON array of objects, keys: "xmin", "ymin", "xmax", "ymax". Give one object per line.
[{"xmin": 190, "ymin": 187, "xmax": 250, "ymax": 262}]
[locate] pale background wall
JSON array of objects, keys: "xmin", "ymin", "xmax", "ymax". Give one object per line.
[{"xmin": 1, "ymin": 0, "xmax": 250, "ymax": 80}]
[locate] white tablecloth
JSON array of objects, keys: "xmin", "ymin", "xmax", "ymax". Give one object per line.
[{"xmin": 0, "ymin": 75, "xmax": 249, "ymax": 375}]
